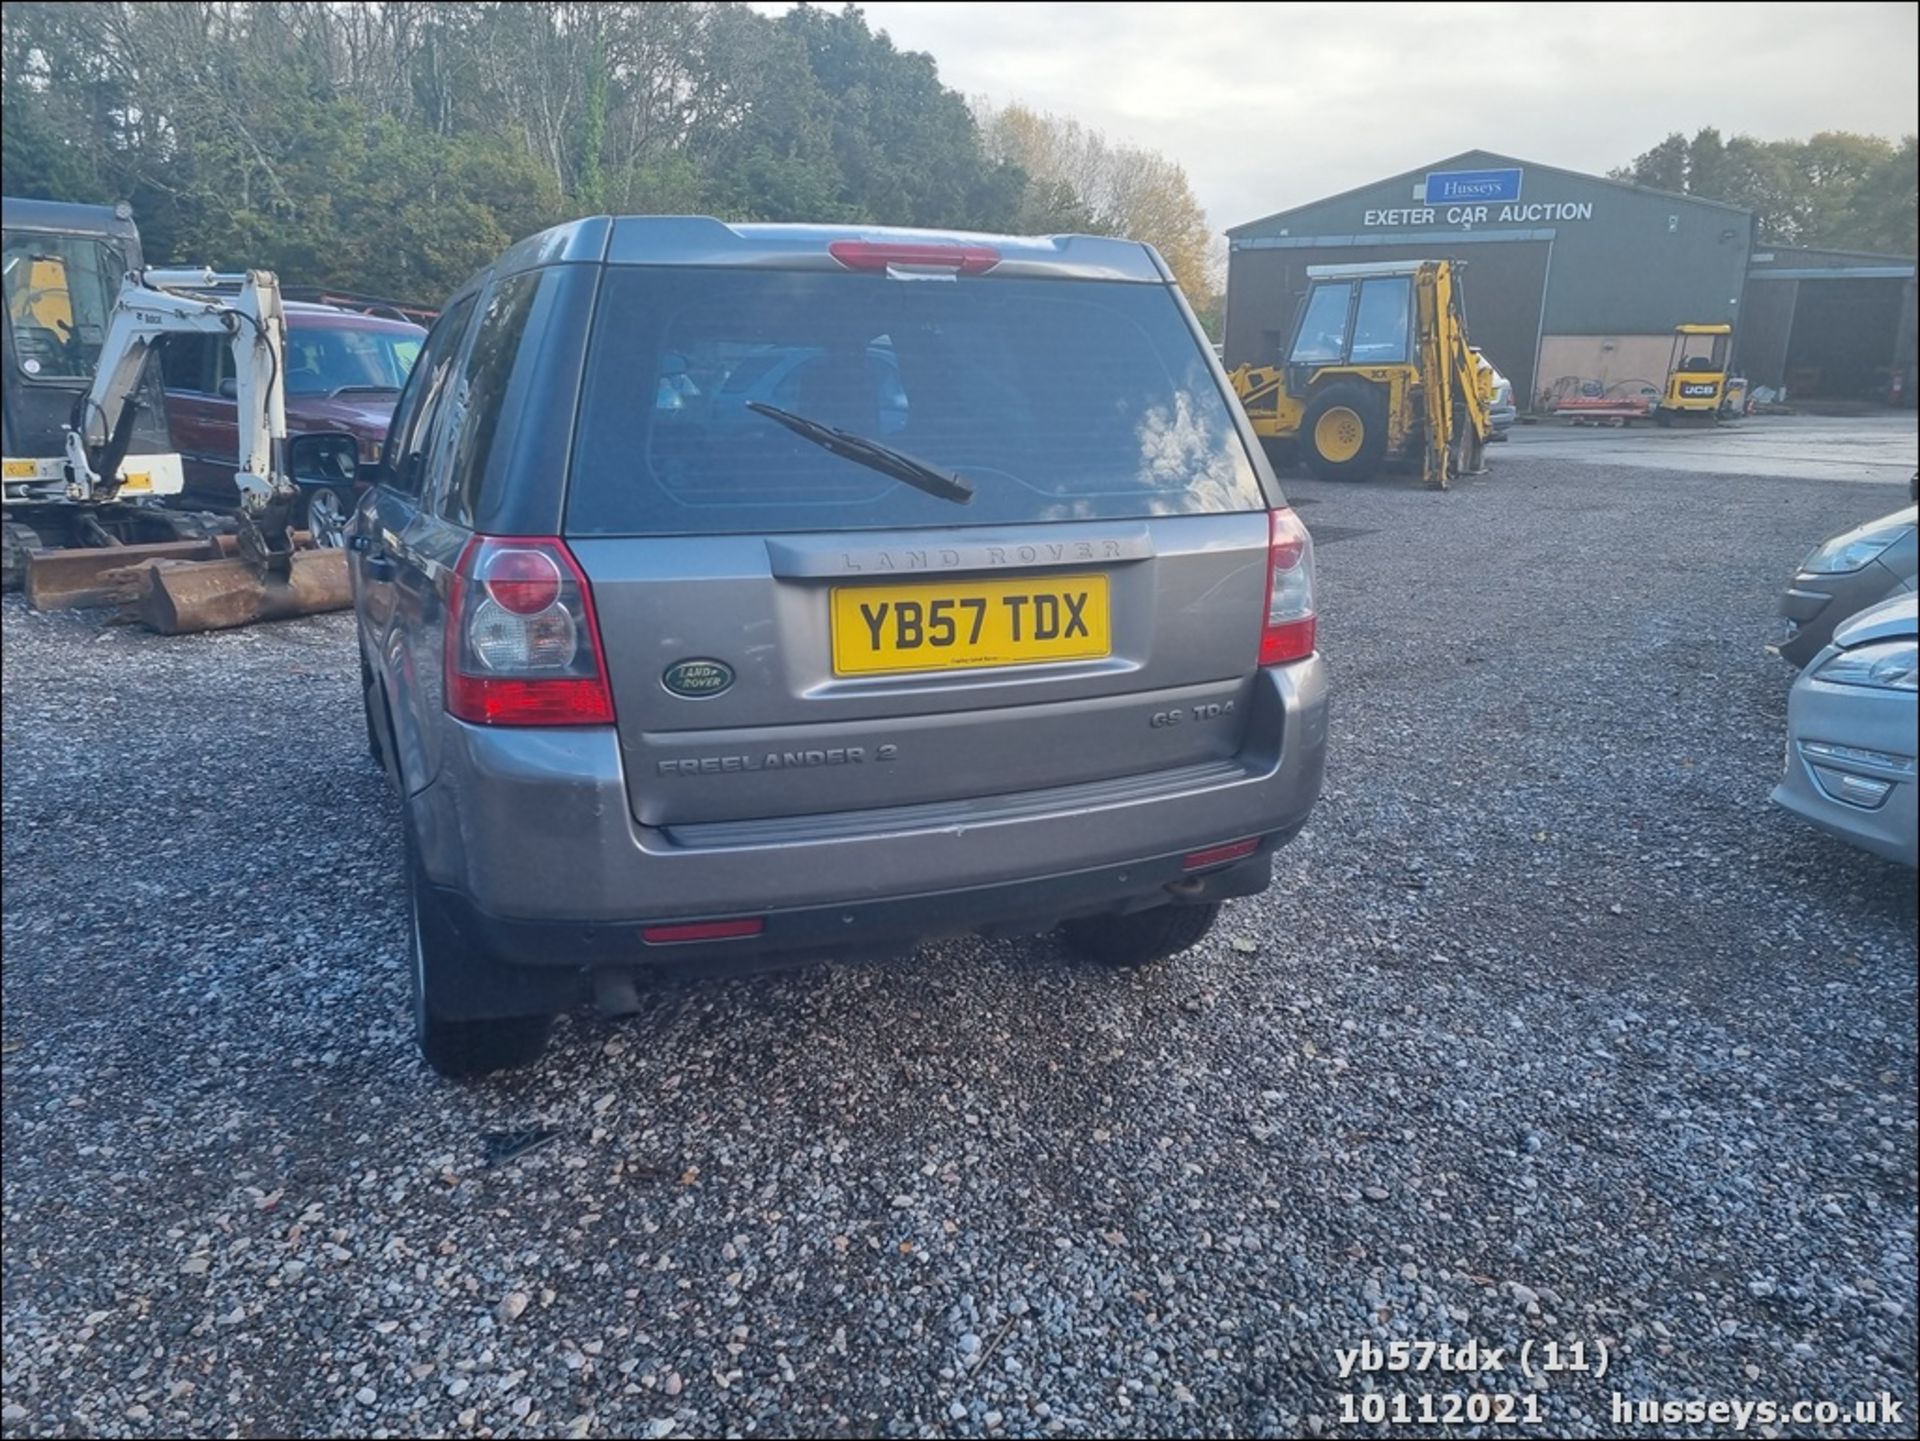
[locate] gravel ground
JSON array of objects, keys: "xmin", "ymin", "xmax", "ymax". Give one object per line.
[{"xmin": 3, "ymin": 452, "xmax": 1914, "ymax": 1439}]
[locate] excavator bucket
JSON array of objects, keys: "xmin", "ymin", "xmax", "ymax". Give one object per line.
[
  {"xmin": 24, "ymin": 537, "xmax": 234, "ymax": 610},
  {"xmin": 132, "ymin": 547, "xmax": 350, "ymax": 635}
]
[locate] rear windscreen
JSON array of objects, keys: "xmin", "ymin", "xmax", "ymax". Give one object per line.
[{"xmin": 566, "ymin": 269, "xmax": 1263, "ymax": 535}]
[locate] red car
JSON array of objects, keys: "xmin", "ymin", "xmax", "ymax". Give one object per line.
[{"xmin": 162, "ymin": 302, "xmax": 425, "ymax": 542}]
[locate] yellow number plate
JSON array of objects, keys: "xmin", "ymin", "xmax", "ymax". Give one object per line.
[
  {"xmin": 831, "ymin": 574, "xmax": 1111, "ymax": 676},
  {"xmin": 4, "ymin": 459, "xmax": 39, "ymax": 479},
  {"xmin": 119, "ymin": 471, "xmax": 152, "ymax": 492}
]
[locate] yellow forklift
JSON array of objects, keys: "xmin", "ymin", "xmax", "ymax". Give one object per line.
[
  {"xmin": 1228, "ymin": 259, "xmax": 1494, "ymax": 489},
  {"xmin": 1653, "ymin": 322, "xmax": 1734, "ymax": 425}
]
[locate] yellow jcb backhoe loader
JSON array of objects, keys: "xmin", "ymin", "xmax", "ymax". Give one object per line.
[{"xmin": 1229, "ymin": 259, "xmax": 1493, "ymax": 489}]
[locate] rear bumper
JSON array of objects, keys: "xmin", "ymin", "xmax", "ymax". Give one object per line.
[
  {"xmin": 409, "ymin": 656, "xmax": 1326, "ymax": 964},
  {"xmin": 431, "ymin": 844, "xmax": 1279, "ymax": 1011}
]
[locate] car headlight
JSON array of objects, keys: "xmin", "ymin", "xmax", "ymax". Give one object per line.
[
  {"xmin": 1815, "ymin": 639, "xmax": 1919, "ymax": 690},
  {"xmin": 1802, "ymin": 519, "xmax": 1910, "ymax": 574}
]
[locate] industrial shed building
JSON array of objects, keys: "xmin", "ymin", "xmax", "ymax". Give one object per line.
[
  {"xmin": 1739, "ymin": 245, "xmax": 1918, "ymax": 404},
  {"xmin": 1225, "ymin": 148, "xmax": 1916, "ymax": 412}
]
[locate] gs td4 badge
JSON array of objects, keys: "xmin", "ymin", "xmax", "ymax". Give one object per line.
[{"xmin": 662, "ymin": 658, "xmax": 734, "ymax": 698}]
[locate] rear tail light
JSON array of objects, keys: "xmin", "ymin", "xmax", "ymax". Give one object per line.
[
  {"xmin": 828, "ymin": 239, "xmax": 1000, "ymax": 275},
  {"xmin": 642, "ymin": 918, "xmax": 766, "ymax": 945},
  {"xmin": 446, "ymin": 536, "xmax": 616, "ymax": 726},
  {"xmin": 1259, "ymin": 509, "xmax": 1317, "ymax": 664},
  {"xmin": 1183, "ymin": 837, "xmax": 1261, "ymax": 871}
]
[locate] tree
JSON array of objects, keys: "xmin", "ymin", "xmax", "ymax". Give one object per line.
[
  {"xmin": 975, "ymin": 101, "xmax": 1218, "ymax": 298},
  {"xmin": 779, "ymin": 3, "xmax": 1020, "ymax": 230},
  {"xmin": 1614, "ymin": 132, "xmax": 1689, "ymax": 193},
  {"xmin": 1614, "ymin": 126, "xmax": 1917, "ymax": 252},
  {"xmin": 0, "ymin": 0, "xmax": 1038, "ymax": 302},
  {"xmin": 1846, "ymin": 135, "xmax": 1918, "ymax": 255}
]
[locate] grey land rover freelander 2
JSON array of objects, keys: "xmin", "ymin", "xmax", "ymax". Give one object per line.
[{"xmin": 349, "ymin": 218, "xmax": 1327, "ymax": 1075}]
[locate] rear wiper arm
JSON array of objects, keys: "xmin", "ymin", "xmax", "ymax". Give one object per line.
[{"xmin": 746, "ymin": 401, "xmax": 973, "ymax": 505}]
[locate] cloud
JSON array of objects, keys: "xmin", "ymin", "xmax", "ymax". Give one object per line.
[{"xmin": 794, "ymin": 0, "xmax": 1918, "ymax": 233}]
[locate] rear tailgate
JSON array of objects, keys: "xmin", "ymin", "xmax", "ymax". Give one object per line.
[
  {"xmin": 561, "ymin": 229, "xmax": 1284, "ymax": 832},
  {"xmin": 572, "ymin": 513, "xmax": 1270, "ymax": 827}
]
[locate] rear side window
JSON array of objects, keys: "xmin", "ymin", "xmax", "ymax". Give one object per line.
[
  {"xmin": 567, "ymin": 269, "xmax": 1261, "ymax": 536},
  {"xmin": 437, "ymin": 269, "xmax": 549, "ymax": 526},
  {"xmin": 383, "ymin": 294, "xmax": 476, "ymax": 495}
]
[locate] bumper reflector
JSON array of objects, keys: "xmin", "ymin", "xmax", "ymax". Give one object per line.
[
  {"xmin": 1182, "ymin": 838, "xmax": 1261, "ymax": 872},
  {"xmin": 641, "ymin": 918, "xmax": 766, "ymax": 945}
]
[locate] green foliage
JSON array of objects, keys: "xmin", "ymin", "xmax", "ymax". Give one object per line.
[
  {"xmin": 1615, "ymin": 127, "xmax": 1917, "ymax": 253},
  {"xmin": 1, "ymin": 0, "xmax": 1036, "ymax": 303},
  {"xmin": 974, "ymin": 101, "xmax": 1217, "ymax": 298},
  {"xmin": 1845, "ymin": 136, "xmax": 1919, "ymax": 256}
]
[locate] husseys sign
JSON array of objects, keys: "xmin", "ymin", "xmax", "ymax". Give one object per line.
[
  {"xmin": 1427, "ymin": 167, "xmax": 1523, "ymax": 203},
  {"xmin": 1361, "ymin": 168, "xmax": 1597, "ymax": 228}
]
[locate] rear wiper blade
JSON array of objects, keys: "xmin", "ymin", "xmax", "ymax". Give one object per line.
[{"xmin": 746, "ymin": 401, "xmax": 973, "ymax": 505}]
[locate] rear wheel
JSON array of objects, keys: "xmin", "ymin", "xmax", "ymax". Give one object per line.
[
  {"xmin": 1299, "ymin": 382, "xmax": 1389, "ymax": 482},
  {"xmin": 409, "ymin": 849, "xmax": 553, "ymax": 1078},
  {"xmin": 1060, "ymin": 902, "xmax": 1222, "ymax": 967}
]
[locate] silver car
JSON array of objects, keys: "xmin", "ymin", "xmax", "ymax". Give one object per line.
[
  {"xmin": 1772, "ymin": 504, "xmax": 1917, "ymax": 668},
  {"xmin": 349, "ymin": 219, "xmax": 1328, "ymax": 1075},
  {"xmin": 1771, "ymin": 592, "xmax": 1917, "ymax": 867}
]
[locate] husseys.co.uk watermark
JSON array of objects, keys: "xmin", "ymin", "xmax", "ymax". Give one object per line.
[
  {"xmin": 1610, "ymin": 1393, "xmax": 1906, "ymax": 1431},
  {"xmin": 1332, "ymin": 1336, "xmax": 1907, "ymax": 1430}
]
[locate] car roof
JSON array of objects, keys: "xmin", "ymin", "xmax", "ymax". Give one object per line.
[
  {"xmin": 483, "ymin": 215, "xmax": 1170, "ymax": 285},
  {"xmin": 284, "ymin": 303, "xmax": 425, "ymax": 335}
]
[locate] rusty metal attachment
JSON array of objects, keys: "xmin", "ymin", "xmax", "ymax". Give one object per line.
[
  {"xmin": 22, "ymin": 530, "xmax": 350, "ymax": 633},
  {"xmin": 133, "ymin": 547, "xmax": 350, "ymax": 635},
  {"xmin": 23, "ymin": 537, "xmax": 235, "ymax": 610}
]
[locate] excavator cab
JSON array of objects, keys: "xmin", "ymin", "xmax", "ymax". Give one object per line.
[
  {"xmin": 1229, "ymin": 259, "xmax": 1492, "ymax": 489},
  {"xmin": 1280, "ymin": 272, "xmax": 1413, "ymax": 474},
  {"xmin": 1655, "ymin": 323, "xmax": 1732, "ymax": 425}
]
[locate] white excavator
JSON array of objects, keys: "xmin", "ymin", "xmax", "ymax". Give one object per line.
[
  {"xmin": 67, "ymin": 267, "xmax": 292, "ymax": 521},
  {"xmin": 6, "ymin": 262, "xmax": 354, "ymax": 626}
]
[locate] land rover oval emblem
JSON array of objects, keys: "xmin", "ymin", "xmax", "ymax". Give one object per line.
[{"xmin": 662, "ymin": 658, "xmax": 734, "ymax": 698}]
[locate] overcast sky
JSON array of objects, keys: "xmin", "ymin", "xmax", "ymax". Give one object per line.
[{"xmin": 773, "ymin": 1, "xmax": 1918, "ymax": 232}]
